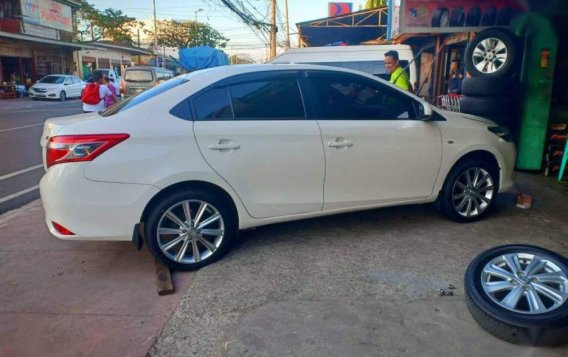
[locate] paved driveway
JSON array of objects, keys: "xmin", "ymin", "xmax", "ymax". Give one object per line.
[{"xmin": 151, "ymin": 172, "xmax": 568, "ymax": 356}]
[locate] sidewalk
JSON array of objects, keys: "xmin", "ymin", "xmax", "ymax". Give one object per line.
[{"xmin": 0, "ymin": 201, "xmax": 192, "ymax": 357}]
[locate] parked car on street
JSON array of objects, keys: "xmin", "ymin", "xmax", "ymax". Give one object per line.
[
  {"xmin": 39, "ymin": 64, "xmax": 516, "ymax": 271},
  {"xmin": 29, "ymin": 74, "xmax": 86, "ymax": 101},
  {"xmin": 121, "ymin": 66, "xmax": 174, "ymax": 98}
]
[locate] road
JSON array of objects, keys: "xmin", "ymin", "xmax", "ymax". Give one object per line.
[{"xmin": 0, "ymin": 98, "xmax": 83, "ymax": 214}]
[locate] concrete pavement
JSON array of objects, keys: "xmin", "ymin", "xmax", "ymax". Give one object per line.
[
  {"xmin": 151, "ymin": 172, "xmax": 568, "ymax": 356},
  {"xmin": 0, "ymin": 201, "xmax": 192, "ymax": 357}
]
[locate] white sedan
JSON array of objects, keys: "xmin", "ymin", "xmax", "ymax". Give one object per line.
[
  {"xmin": 29, "ymin": 74, "xmax": 85, "ymax": 101},
  {"xmin": 39, "ymin": 64, "xmax": 516, "ymax": 271}
]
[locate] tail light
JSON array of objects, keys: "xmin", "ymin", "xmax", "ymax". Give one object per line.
[
  {"xmin": 120, "ymin": 80, "xmax": 125, "ymax": 94},
  {"xmin": 46, "ymin": 134, "xmax": 130, "ymax": 168},
  {"xmin": 52, "ymin": 221, "xmax": 75, "ymax": 236}
]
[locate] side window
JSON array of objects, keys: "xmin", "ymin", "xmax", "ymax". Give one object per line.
[
  {"xmin": 64, "ymin": 78, "xmax": 72, "ymax": 85},
  {"xmin": 229, "ymin": 76, "xmax": 305, "ymax": 119},
  {"xmin": 306, "ymin": 72, "xmax": 417, "ymax": 120},
  {"xmin": 193, "ymin": 87, "xmax": 233, "ymax": 120}
]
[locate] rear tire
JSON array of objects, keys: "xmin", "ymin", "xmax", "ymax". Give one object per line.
[{"xmin": 144, "ymin": 188, "xmax": 237, "ymax": 271}]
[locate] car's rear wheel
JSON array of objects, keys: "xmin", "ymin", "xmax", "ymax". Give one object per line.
[
  {"xmin": 144, "ymin": 189, "xmax": 237, "ymax": 271},
  {"xmin": 437, "ymin": 160, "xmax": 498, "ymax": 222}
]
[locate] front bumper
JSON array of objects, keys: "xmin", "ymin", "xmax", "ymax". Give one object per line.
[{"xmin": 40, "ymin": 163, "xmax": 159, "ymax": 241}]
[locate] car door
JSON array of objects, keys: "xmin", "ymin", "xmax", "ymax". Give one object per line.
[
  {"xmin": 193, "ymin": 71, "xmax": 325, "ymax": 219},
  {"xmin": 305, "ymin": 70, "xmax": 443, "ymax": 211},
  {"xmin": 70, "ymin": 77, "xmax": 81, "ymax": 97}
]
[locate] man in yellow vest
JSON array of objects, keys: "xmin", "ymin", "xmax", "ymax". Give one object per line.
[{"xmin": 384, "ymin": 50, "xmax": 412, "ymax": 91}]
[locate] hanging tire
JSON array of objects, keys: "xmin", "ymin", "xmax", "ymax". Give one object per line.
[
  {"xmin": 481, "ymin": 7, "xmax": 497, "ymax": 26},
  {"xmin": 431, "ymin": 8, "xmax": 449, "ymax": 27},
  {"xmin": 466, "ymin": 7, "xmax": 482, "ymax": 27},
  {"xmin": 465, "ymin": 245, "xmax": 568, "ymax": 346},
  {"xmin": 465, "ymin": 28, "xmax": 520, "ymax": 78},
  {"xmin": 461, "ymin": 77, "xmax": 512, "ymax": 97},
  {"xmin": 144, "ymin": 188, "xmax": 238, "ymax": 271},
  {"xmin": 437, "ymin": 159, "xmax": 498, "ymax": 222},
  {"xmin": 460, "ymin": 96, "xmax": 514, "ymax": 117},
  {"xmin": 450, "ymin": 8, "xmax": 465, "ymax": 27}
]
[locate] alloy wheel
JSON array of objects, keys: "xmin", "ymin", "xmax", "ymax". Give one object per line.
[
  {"xmin": 156, "ymin": 199, "xmax": 225, "ymax": 265},
  {"xmin": 472, "ymin": 37, "xmax": 509, "ymax": 74},
  {"xmin": 452, "ymin": 167, "xmax": 494, "ymax": 218},
  {"xmin": 481, "ymin": 253, "xmax": 568, "ymax": 314}
]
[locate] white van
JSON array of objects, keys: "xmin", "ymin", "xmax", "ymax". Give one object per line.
[{"xmin": 270, "ymin": 45, "xmax": 417, "ymax": 88}]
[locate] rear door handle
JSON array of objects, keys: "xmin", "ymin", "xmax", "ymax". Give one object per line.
[{"xmin": 327, "ymin": 139, "xmax": 354, "ymax": 148}]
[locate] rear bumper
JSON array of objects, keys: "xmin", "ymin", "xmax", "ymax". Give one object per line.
[{"xmin": 40, "ymin": 163, "xmax": 159, "ymax": 241}]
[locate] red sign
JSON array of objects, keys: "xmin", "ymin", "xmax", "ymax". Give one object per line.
[{"xmin": 328, "ymin": 2, "xmax": 353, "ymax": 17}]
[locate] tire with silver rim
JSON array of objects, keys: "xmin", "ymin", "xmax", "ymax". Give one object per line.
[
  {"xmin": 465, "ymin": 28, "xmax": 519, "ymax": 78},
  {"xmin": 144, "ymin": 188, "xmax": 237, "ymax": 271},
  {"xmin": 465, "ymin": 245, "xmax": 568, "ymax": 346},
  {"xmin": 437, "ymin": 159, "xmax": 498, "ymax": 222}
]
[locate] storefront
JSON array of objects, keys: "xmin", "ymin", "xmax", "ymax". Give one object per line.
[{"xmin": 74, "ymin": 42, "xmax": 152, "ymax": 80}]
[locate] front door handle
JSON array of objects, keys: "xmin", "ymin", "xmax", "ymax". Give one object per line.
[
  {"xmin": 327, "ymin": 139, "xmax": 354, "ymax": 148},
  {"xmin": 208, "ymin": 140, "xmax": 240, "ymax": 151}
]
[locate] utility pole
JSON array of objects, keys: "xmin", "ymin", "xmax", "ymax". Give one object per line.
[
  {"xmin": 152, "ymin": 0, "xmax": 158, "ymax": 65},
  {"xmin": 269, "ymin": 0, "xmax": 276, "ymax": 59},
  {"xmin": 284, "ymin": 0, "xmax": 290, "ymax": 51}
]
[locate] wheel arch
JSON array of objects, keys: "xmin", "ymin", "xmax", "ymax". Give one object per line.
[
  {"xmin": 440, "ymin": 150, "xmax": 501, "ymax": 194},
  {"xmin": 139, "ymin": 180, "xmax": 240, "ymax": 228}
]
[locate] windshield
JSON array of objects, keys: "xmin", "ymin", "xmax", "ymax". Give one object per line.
[
  {"xmin": 100, "ymin": 77, "xmax": 188, "ymax": 117},
  {"xmin": 38, "ymin": 76, "xmax": 65, "ymax": 84},
  {"xmin": 124, "ymin": 70, "xmax": 154, "ymax": 82}
]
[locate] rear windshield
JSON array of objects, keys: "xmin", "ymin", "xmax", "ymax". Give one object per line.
[
  {"xmin": 124, "ymin": 70, "xmax": 154, "ymax": 82},
  {"xmin": 100, "ymin": 77, "xmax": 188, "ymax": 117},
  {"xmin": 39, "ymin": 76, "xmax": 65, "ymax": 84}
]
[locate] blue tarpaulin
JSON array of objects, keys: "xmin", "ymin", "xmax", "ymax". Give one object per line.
[{"xmin": 178, "ymin": 46, "xmax": 229, "ymax": 71}]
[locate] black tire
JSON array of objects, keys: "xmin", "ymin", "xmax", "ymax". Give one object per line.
[
  {"xmin": 60, "ymin": 91, "xmax": 66, "ymax": 101},
  {"xmin": 481, "ymin": 7, "xmax": 497, "ymax": 26},
  {"xmin": 497, "ymin": 7, "xmax": 516, "ymax": 26},
  {"xmin": 465, "ymin": 245, "xmax": 568, "ymax": 346},
  {"xmin": 466, "ymin": 7, "xmax": 482, "ymax": 27},
  {"xmin": 437, "ymin": 159, "xmax": 498, "ymax": 222},
  {"xmin": 460, "ymin": 96, "xmax": 515, "ymax": 117},
  {"xmin": 461, "ymin": 77, "xmax": 512, "ymax": 97},
  {"xmin": 144, "ymin": 188, "xmax": 238, "ymax": 271},
  {"xmin": 450, "ymin": 8, "xmax": 465, "ymax": 27},
  {"xmin": 32, "ymin": 97, "xmax": 39, "ymax": 101},
  {"xmin": 431, "ymin": 8, "xmax": 449, "ymax": 27},
  {"xmin": 465, "ymin": 28, "xmax": 519, "ymax": 78}
]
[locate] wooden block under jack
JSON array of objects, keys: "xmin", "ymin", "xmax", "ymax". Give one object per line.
[
  {"xmin": 155, "ymin": 260, "xmax": 174, "ymax": 296},
  {"xmin": 516, "ymin": 193, "xmax": 532, "ymax": 209}
]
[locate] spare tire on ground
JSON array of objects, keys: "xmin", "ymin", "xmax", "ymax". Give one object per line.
[
  {"xmin": 465, "ymin": 28, "xmax": 520, "ymax": 78},
  {"xmin": 465, "ymin": 245, "xmax": 568, "ymax": 346}
]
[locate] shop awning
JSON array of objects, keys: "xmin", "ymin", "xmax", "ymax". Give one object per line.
[{"xmin": 0, "ymin": 31, "xmax": 101, "ymax": 50}]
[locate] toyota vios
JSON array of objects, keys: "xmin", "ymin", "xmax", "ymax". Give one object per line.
[{"xmin": 40, "ymin": 64, "xmax": 516, "ymax": 271}]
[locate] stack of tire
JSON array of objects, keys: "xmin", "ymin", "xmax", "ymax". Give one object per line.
[{"xmin": 460, "ymin": 28, "xmax": 521, "ymax": 129}]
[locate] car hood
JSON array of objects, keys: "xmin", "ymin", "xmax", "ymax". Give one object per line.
[{"xmin": 433, "ymin": 107, "xmax": 497, "ymax": 126}]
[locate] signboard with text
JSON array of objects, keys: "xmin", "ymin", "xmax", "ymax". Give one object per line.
[{"xmin": 21, "ymin": 0, "xmax": 73, "ymax": 33}]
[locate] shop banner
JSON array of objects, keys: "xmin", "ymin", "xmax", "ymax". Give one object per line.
[
  {"xmin": 328, "ymin": 2, "xmax": 353, "ymax": 17},
  {"xmin": 21, "ymin": 0, "xmax": 73, "ymax": 32},
  {"xmin": 390, "ymin": 0, "xmax": 526, "ymax": 38}
]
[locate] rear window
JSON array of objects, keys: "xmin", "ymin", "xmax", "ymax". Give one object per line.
[
  {"xmin": 124, "ymin": 70, "xmax": 154, "ymax": 82},
  {"xmin": 100, "ymin": 77, "xmax": 187, "ymax": 117}
]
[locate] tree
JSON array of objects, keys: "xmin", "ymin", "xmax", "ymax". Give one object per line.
[
  {"xmin": 365, "ymin": 0, "xmax": 387, "ymax": 9},
  {"xmin": 76, "ymin": 1, "xmax": 137, "ymax": 44},
  {"xmin": 230, "ymin": 53, "xmax": 255, "ymax": 64},
  {"xmin": 151, "ymin": 20, "xmax": 229, "ymax": 49}
]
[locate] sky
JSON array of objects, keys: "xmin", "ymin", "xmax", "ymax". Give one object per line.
[{"xmin": 89, "ymin": 0, "xmax": 368, "ymax": 62}]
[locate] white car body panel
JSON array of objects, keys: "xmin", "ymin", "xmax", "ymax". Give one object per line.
[
  {"xmin": 319, "ymin": 119, "xmax": 443, "ymax": 210},
  {"xmin": 39, "ymin": 64, "xmax": 516, "ymax": 241}
]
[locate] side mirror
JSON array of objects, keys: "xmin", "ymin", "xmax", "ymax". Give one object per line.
[{"xmin": 418, "ymin": 101, "xmax": 433, "ymax": 121}]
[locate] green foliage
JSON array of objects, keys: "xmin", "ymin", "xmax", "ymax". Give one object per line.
[
  {"xmin": 76, "ymin": 1, "xmax": 137, "ymax": 44},
  {"xmin": 150, "ymin": 20, "xmax": 229, "ymax": 49}
]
